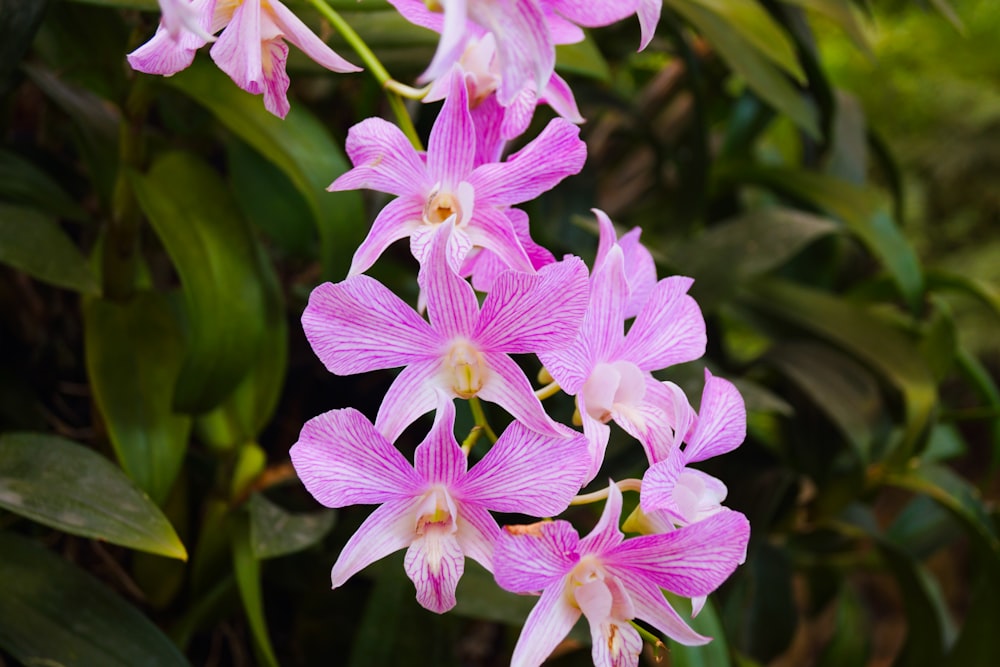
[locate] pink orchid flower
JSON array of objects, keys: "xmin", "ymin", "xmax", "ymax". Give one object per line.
[
  {"xmin": 330, "ymin": 70, "xmax": 585, "ymax": 276},
  {"xmin": 494, "ymin": 483, "xmax": 750, "ymax": 666},
  {"xmin": 301, "ymin": 221, "xmax": 589, "ymax": 442},
  {"xmin": 539, "ymin": 211, "xmax": 706, "ymax": 480},
  {"xmin": 460, "ymin": 208, "xmax": 555, "ymax": 292},
  {"xmin": 291, "ymin": 400, "xmax": 590, "ymax": 613},
  {"xmin": 127, "ymin": 0, "xmax": 360, "ymax": 118}
]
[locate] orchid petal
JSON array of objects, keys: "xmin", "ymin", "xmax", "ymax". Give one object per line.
[
  {"xmin": 590, "ymin": 617, "xmax": 643, "ymax": 667},
  {"xmin": 210, "ymin": 0, "xmax": 262, "ymax": 95},
  {"xmin": 546, "ymin": 0, "xmax": 641, "ymax": 27},
  {"xmin": 418, "ymin": 0, "xmax": 471, "ymax": 84},
  {"xmin": 639, "ymin": 453, "xmax": 685, "ymax": 514},
  {"xmin": 614, "ymin": 377, "xmax": 682, "ymax": 465},
  {"xmin": 418, "ymin": 222, "xmax": 481, "ymax": 338},
  {"xmin": 455, "ymin": 503, "xmax": 500, "ymax": 572},
  {"xmin": 330, "ymin": 117, "xmax": 429, "ymax": 197},
  {"xmin": 348, "ymin": 197, "xmax": 424, "ymax": 277},
  {"xmin": 303, "ymin": 275, "xmax": 439, "ymax": 376},
  {"xmin": 457, "ymin": 422, "xmax": 587, "ymax": 515},
  {"xmin": 478, "ymin": 351, "xmax": 560, "ymax": 435},
  {"xmin": 127, "ymin": 27, "xmax": 200, "ymax": 75},
  {"xmin": 476, "ymin": 255, "xmax": 588, "ymax": 352},
  {"xmin": 623, "ymin": 575, "xmax": 710, "ymax": 646},
  {"xmin": 538, "ymin": 340, "xmax": 592, "ymax": 396},
  {"xmin": 266, "ymin": 0, "xmax": 360, "ymax": 72},
  {"xmin": 494, "ymin": 520, "xmax": 579, "ymax": 592},
  {"xmin": 685, "ymin": 370, "xmax": 746, "ymax": 463},
  {"xmin": 637, "ymin": 0, "xmax": 663, "ymax": 51},
  {"xmin": 579, "ymin": 481, "xmax": 625, "ymax": 555},
  {"xmin": 470, "ymin": 0, "xmax": 552, "ymax": 105},
  {"xmin": 374, "ymin": 360, "xmax": 447, "ymax": 443},
  {"xmin": 405, "ymin": 529, "xmax": 465, "ymax": 613},
  {"xmin": 620, "ymin": 276, "xmax": 706, "ymax": 371},
  {"xmin": 259, "ymin": 38, "xmax": 291, "ymax": 118},
  {"xmin": 427, "ymin": 71, "xmax": 475, "ymax": 189},
  {"xmin": 582, "ymin": 245, "xmax": 628, "ymax": 361},
  {"xmin": 618, "ymin": 227, "xmax": 657, "ymax": 317},
  {"xmin": 607, "ymin": 510, "xmax": 750, "ymax": 596},
  {"xmin": 291, "ymin": 408, "xmax": 424, "ymax": 507},
  {"xmin": 330, "ymin": 497, "xmax": 421, "ymax": 588},
  {"xmin": 510, "ymin": 586, "xmax": 581, "ymax": 667},
  {"xmin": 471, "ymin": 118, "xmax": 585, "ymax": 205},
  {"xmin": 463, "ymin": 205, "xmax": 534, "ymax": 273},
  {"xmin": 413, "ymin": 399, "xmax": 468, "ymax": 484},
  {"xmin": 580, "ymin": 408, "xmax": 612, "ymax": 483},
  {"xmin": 541, "ymin": 72, "xmax": 584, "ymax": 124}
]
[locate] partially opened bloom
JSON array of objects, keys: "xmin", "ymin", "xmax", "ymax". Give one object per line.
[
  {"xmin": 639, "ymin": 370, "xmax": 747, "ymax": 530},
  {"xmin": 128, "ymin": 0, "xmax": 360, "ymax": 118},
  {"xmin": 494, "ymin": 483, "xmax": 750, "ymax": 667},
  {"xmin": 539, "ymin": 211, "xmax": 706, "ymax": 480},
  {"xmin": 302, "ymin": 221, "xmax": 589, "ymax": 441},
  {"xmin": 290, "ymin": 401, "xmax": 589, "ymax": 612},
  {"xmin": 330, "ymin": 71, "xmax": 586, "ymax": 276}
]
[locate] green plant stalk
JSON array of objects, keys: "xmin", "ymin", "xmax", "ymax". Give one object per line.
[
  {"xmin": 954, "ymin": 347, "xmax": 1000, "ymax": 491},
  {"xmin": 308, "ymin": 0, "xmax": 423, "ymax": 149},
  {"xmin": 468, "ymin": 396, "xmax": 498, "ymax": 444}
]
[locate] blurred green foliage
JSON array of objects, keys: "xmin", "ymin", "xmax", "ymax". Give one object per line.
[{"xmin": 1, "ymin": 0, "xmax": 998, "ymax": 665}]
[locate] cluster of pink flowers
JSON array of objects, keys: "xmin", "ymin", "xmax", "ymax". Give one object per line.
[{"xmin": 130, "ymin": 2, "xmax": 749, "ymax": 665}]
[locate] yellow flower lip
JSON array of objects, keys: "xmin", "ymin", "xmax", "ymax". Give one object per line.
[{"xmin": 444, "ymin": 339, "xmax": 486, "ymax": 399}]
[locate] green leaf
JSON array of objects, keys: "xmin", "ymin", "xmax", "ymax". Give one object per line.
[
  {"xmin": 0, "ymin": 203, "xmax": 100, "ymax": 294},
  {"xmin": 130, "ymin": 151, "xmax": 270, "ymax": 413},
  {"xmin": 722, "ymin": 543, "xmax": 797, "ymax": 663},
  {"xmin": 665, "ymin": 0, "xmax": 819, "ymax": 137},
  {"xmin": 67, "ymin": 0, "xmax": 158, "ymax": 8},
  {"xmin": 883, "ymin": 462, "xmax": 1000, "ymax": 565},
  {"xmin": 926, "ymin": 269, "xmax": 1000, "ymax": 319},
  {"xmin": 22, "ymin": 63, "xmax": 120, "ymax": 207},
  {"xmin": 944, "ymin": 567, "xmax": 1000, "ymax": 666},
  {"xmin": 667, "ymin": 597, "xmax": 732, "ymax": 667},
  {"xmin": 248, "ymin": 493, "xmax": 336, "ymax": 560},
  {"xmin": 84, "ymin": 291, "xmax": 192, "ymax": 504},
  {"xmin": 763, "ymin": 340, "xmax": 882, "ymax": 463},
  {"xmin": 745, "ymin": 280, "xmax": 937, "ymax": 461},
  {"xmin": 0, "ymin": 432, "xmax": 187, "ymax": 560},
  {"xmin": 685, "ymin": 0, "xmax": 806, "ymax": 82},
  {"xmin": 816, "ymin": 586, "xmax": 869, "ymax": 667},
  {"xmin": 0, "ymin": 531, "xmax": 189, "ymax": 666},
  {"xmin": 779, "ymin": 0, "xmax": 871, "ymax": 55},
  {"xmin": 718, "ymin": 165, "xmax": 924, "ymax": 311},
  {"xmin": 0, "ymin": 0, "xmax": 49, "ymax": 92},
  {"xmin": 0, "ymin": 150, "xmax": 88, "ymax": 221},
  {"xmin": 556, "ymin": 32, "xmax": 611, "ymax": 81},
  {"xmin": 231, "ymin": 513, "xmax": 279, "ymax": 667},
  {"xmin": 165, "ymin": 61, "xmax": 365, "ymax": 279},
  {"xmin": 667, "ymin": 206, "xmax": 838, "ymax": 309},
  {"xmin": 887, "ymin": 495, "xmax": 963, "ymax": 560}
]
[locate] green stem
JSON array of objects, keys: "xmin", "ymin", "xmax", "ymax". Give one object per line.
[
  {"xmin": 308, "ymin": 0, "xmax": 423, "ymax": 149},
  {"xmin": 570, "ymin": 479, "xmax": 642, "ymax": 505},
  {"xmin": 535, "ymin": 381, "xmax": 561, "ymax": 400},
  {"xmin": 468, "ymin": 397, "xmax": 498, "ymax": 444},
  {"xmin": 630, "ymin": 621, "xmax": 666, "ymax": 656}
]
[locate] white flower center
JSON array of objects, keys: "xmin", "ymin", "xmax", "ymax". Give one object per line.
[
  {"xmin": 443, "ymin": 339, "xmax": 487, "ymax": 399},
  {"xmin": 414, "ymin": 486, "xmax": 456, "ymax": 536},
  {"xmin": 580, "ymin": 361, "xmax": 646, "ymax": 423}
]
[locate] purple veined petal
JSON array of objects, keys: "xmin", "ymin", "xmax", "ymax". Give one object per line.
[
  {"xmin": 469, "ymin": 95, "xmax": 507, "ymax": 167},
  {"xmin": 621, "ymin": 574, "xmax": 710, "ymax": 646},
  {"xmin": 594, "ymin": 208, "xmax": 618, "ymax": 270},
  {"xmin": 507, "ymin": 207, "xmax": 556, "ymax": 270},
  {"xmin": 538, "ymin": 339, "xmax": 593, "ymax": 396},
  {"xmin": 639, "ymin": 453, "xmax": 685, "ymax": 515},
  {"xmin": 266, "ymin": 0, "xmax": 361, "ymax": 72},
  {"xmin": 405, "ymin": 528, "xmax": 465, "ymax": 613},
  {"xmin": 477, "ymin": 351, "xmax": 562, "ymax": 436},
  {"xmin": 302, "ymin": 275, "xmax": 440, "ymax": 375},
  {"xmin": 499, "ymin": 86, "xmax": 538, "ymax": 141},
  {"xmin": 691, "ymin": 595, "xmax": 707, "ymax": 618},
  {"xmin": 494, "ymin": 520, "xmax": 580, "ymax": 592},
  {"xmin": 607, "ymin": 510, "xmax": 750, "ymax": 597},
  {"xmin": 348, "ymin": 197, "xmax": 425, "ymax": 277},
  {"xmin": 210, "ymin": 0, "xmax": 263, "ymax": 95},
  {"xmin": 510, "ymin": 586, "xmax": 581, "ymax": 667},
  {"xmin": 578, "ymin": 481, "xmax": 625, "ymax": 556},
  {"xmin": 291, "ymin": 408, "xmax": 424, "ymax": 508},
  {"xmin": 159, "ymin": 0, "xmax": 216, "ymax": 42},
  {"xmin": 456, "ymin": 422, "xmax": 588, "ymax": 515},
  {"xmin": 673, "ymin": 469, "xmax": 730, "ymax": 528},
  {"xmin": 475, "ymin": 255, "xmax": 589, "ymax": 353},
  {"xmin": 618, "ymin": 227, "xmax": 657, "ymax": 317},
  {"xmin": 581, "ymin": 245, "xmax": 628, "ymax": 362},
  {"xmin": 463, "ymin": 205, "xmax": 534, "ymax": 273},
  {"xmin": 427, "ymin": 70, "xmax": 475, "ymax": 189},
  {"xmin": 620, "ymin": 276, "xmax": 706, "ymax": 371},
  {"xmin": 637, "ymin": 0, "xmax": 662, "ymax": 50},
  {"xmin": 612, "ymin": 376, "xmax": 679, "ymax": 466},
  {"xmin": 545, "ymin": 0, "xmax": 641, "ymax": 27},
  {"xmin": 330, "ymin": 117, "xmax": 430, "ymax": 197},
  {"xmin": 417, "ymin": 221, "xmax": 481, "ymax": 338},
  {"xmin": 330, "ymin": 496, "xmax": 422, "ymax": 588},
  {"xmin": 258, "ymin": 38, "xmax": 291, "ymax": 118},
  {"xmin": 540, "ymin": 72, "xmax": 584, "ymax": 124},
  {"xmin": 410, "ymin": 216, "xmax": 474, "ymax": 271},
  {"xmin": 685, "ymin": 369, "xmax": 747, "ymax": 463},
  {"xmin": 579, "ymin": 407, "xmax": 612, "ymax": 484},
  {"xmin": 589, "ymin": 616, "xmax": 643, "ymax": 667},
  {"xmin": 386, "ymin": 0, "xmax": 445, "ymax": 32},
  {"xmin": 374, "ymin": 360, "xmax": 448, "ymax": 443},
  {"xmin": 542, "ymin": 5, "xmax": 585, "ymax": 43},
  {"xmin": 470, "ymin": 0, "xmax": 552, "ymax": 106},
  {"xmin": 471, "ymin": 118, "xmax": 586, "ymax": 206},
  {"xmin": 662, "ymin": 380, "xmax": 697, "ymax": 450},
  {"xmin": 127, "ymin": 25, "xmax": 201, "ymax": 75},
  {"xmin": 418, "ymin": 0, "xmax": 472, "ymax": 84},
  {"xmin": 455, "ymin": 502, "xmax": 500, "ymax": 573},
  {"xmin": 413, "ymin": 399, "xmax": 468, "ymax": 485}
]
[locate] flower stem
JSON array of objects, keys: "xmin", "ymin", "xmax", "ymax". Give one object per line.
[
  {"xmin": 468, "ymin": 397, "xmax": 498, "ymax": 444},
  {"xmin": 534, "ymin": 381, "xmax": 561, "ymax": 400},
  {"xmin": 307, "ymin": 0, "xmax": 424, "ymax": 149},
  {"xmin": 570, "ymin": 478, "xmax": 642, "ymax": 505},
  {"xmin": 630, "ymin": 622, "xmax": 666, "ymax": 656}
]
